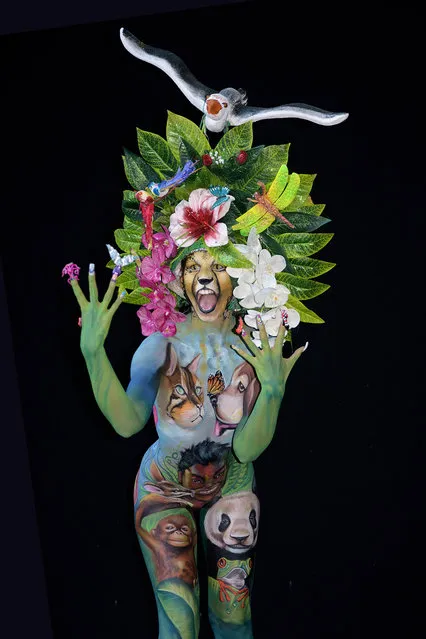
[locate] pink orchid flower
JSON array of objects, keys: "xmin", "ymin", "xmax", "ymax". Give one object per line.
[
  {"xmin": 143, "ymin": 225, "xmax": 178, "ymax": 262},
  {"xmin": 140, "ymin": 252, "xmax": 175, "ymax": 284},
  {"xmin": 145, "ymin": 284, "xmax": 176, "ymax": 310},
  {"xmin": 152, "ymin": 302, "xmax": 186, "ymax": 330},
  {"xmin": 136, "ymin": 306, "xmax": 162, "ymax": 336},
  {"xmin": 169, "ymin": 188, "xmax": 234, "ymax": 248}
]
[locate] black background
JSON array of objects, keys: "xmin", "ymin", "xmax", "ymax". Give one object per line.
[{"xmin": 1, "ymin": 1, "xmax": 423, "ymax": 637}]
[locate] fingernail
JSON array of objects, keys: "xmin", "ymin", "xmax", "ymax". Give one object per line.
[
  {"xmin": 89, "ymin": 263, "xmax": 95, "ymax": 274},
  {"xmin": 303, "ymin": 341, "xmax": 309, "ymax": 352},
  {"xmin": 120, "ymin": 290, "xmax": 127, "ymax": 298}
]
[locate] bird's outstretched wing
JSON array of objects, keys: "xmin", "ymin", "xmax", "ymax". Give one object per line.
[
  {"xmin": 229, "ymin": 102, "xmax": 349, "ymax": 127},
  {"xmin": 120, "ymin": 28, "xmax": 215, "ymax": 113}
]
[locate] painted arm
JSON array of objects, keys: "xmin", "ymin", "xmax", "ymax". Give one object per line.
[
  {"xmin": 230, "ymin": 317, "xmax": 306, "ymax": 463},
  {"xmin": 70, "ymin": 266, "xmax": 165, "ymax": 438}
]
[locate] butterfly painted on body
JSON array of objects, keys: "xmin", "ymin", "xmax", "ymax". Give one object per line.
[{"xmin": 209, "ymin": 186, "xmax": 232, "ymax": 210}]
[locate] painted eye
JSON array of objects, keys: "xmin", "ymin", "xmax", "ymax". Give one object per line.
[
  {"xmin": 175, "ymin": 385, "xmax": 186, "ymax": 395},
  {"xmin": 249, "ymin": 509, "xmax": 257, "ymax": 529},
  {"xmin": 213, "ymin": 263, "xmax": 225, "ymax": 271},
  {"xmin": 195, "ymin": 386, "xmax": 203, "ymax": 396},
  {"xmin": 238, "ymin": 381, "xmax": 246, "ymax": 392},
  {"xmin": 223, "ymin": 102, "xmax": 228, "ymax": 108},
  {"xmin": 218, "ymin": 558, "xmax": 227, "ymax": 568},
  {"xmin": 165, "ymin": 525, "xmax": 176, "ymax": 533},
  {"xmin": 181, "ymin": 526, "xmax": 190, "ymax": 534},
  {"xmin": 218, "ymin": 513, "xmax": 231, "ymax": 532}
]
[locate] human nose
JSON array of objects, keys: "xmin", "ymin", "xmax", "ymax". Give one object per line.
[{"xmin": 198, "ymin": 277, "xmax": 213, "ymax": 285}]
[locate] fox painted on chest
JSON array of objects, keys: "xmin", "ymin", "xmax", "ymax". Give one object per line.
[{"xmin": 158, "ymin": 343, "xmax": 204, "ymax": 428}]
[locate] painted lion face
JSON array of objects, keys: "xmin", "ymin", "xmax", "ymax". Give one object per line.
[{"xmin": 204, "ymin": 491, "xmax": 260, "ymax": 554}]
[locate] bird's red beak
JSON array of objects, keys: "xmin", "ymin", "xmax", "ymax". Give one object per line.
[{"xmin": 206, "ymin": 98, "xmax": 223, "ymax": 116}]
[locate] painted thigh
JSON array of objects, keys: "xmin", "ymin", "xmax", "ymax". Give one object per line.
[
  {"xmin": 201, "ymin": 458, "xmax": 259, "ymax": 638},
  {"xmin": 134, "ymin": 497, "xmax": 200, "ymax": 639}
]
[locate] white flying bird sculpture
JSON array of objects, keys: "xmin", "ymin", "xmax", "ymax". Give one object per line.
[{"xmin": 119, "ymin": 28, "xmax": 349, "ymax": 133}]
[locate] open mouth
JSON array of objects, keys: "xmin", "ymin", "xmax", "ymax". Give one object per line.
[
  {"xmin": 196, "ymin": 288, "xmax": 218, "ymax": 314},
  {"xmin": 206, "ymin": 99, "xmax": 222, "ymax": 116}
]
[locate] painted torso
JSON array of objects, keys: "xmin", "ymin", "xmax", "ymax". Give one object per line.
[{"xmin": 130, "ymin": 315, "xmax": 259, "ymax": 508}]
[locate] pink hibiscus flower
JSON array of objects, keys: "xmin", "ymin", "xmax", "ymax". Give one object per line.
[{"xmin": 169, "ymin": 188, "xmax": 234, "ymax": 248}]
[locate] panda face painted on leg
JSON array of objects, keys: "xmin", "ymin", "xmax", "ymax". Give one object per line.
[{"xmin": 204, "ymin": 491, "xmax": 260, "ymax": 554}]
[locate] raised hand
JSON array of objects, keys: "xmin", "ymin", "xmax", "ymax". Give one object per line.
[
  {"xmin": 231, "ymin": 315, "xmax": 307, "ymax": 397},
  {"xmin": 69, "ymin": 264, "xmax": 126, "ymax": 357}
]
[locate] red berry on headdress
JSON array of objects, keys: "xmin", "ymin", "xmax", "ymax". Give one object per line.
[
  {"xmin": 236, "ymin": 150, "xmax": 248, "ymax": 165},
  {"xmin": 202, "ymin": 153, "xmax": 213, "ymax": 166}
]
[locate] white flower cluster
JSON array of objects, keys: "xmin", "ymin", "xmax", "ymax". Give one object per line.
[
  {"xmin": 210, "ymin": 150, "xmax": 225, "ymax": 165},
  {"xmin": 226, "ymin": 228, "xmax": 300, "ymax": 348}
]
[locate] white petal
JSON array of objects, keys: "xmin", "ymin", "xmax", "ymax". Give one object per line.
[
  {"xmin": 269, "ymin": 254, "xmax": 286, "ymax": 272},
  {"xmin": 244, "ymin": 314, "xmax": 258, "ymax": 329},
  {"xmin": 238, "ymin": 269, "xmax": 256, "ymax": 284},
  {"xmin": 247, "ymin": 227, "xmax": 262, "ymax": 254},
  {"xmin": 188, "ymin": 188, "xmax": 215, "ymax": 211},
  {"xmin": 233, "ymin": 283, "xmax": 252, "ymax": 299},
  {"xmin": 285, "ymin": 308, "xmax": 301, "ymax": 328},
  {"xmin": 239, "ymin": 294, "xmax": 258, "ymax": 309},
  {"xmin": 226, "ymin": 267, "xmax": 245, "ymax": 278},
  {"xmin": 258, "ymin": 248, "xmax": 272, "ymax": 265},
  {"xmin": 254, "ymin": 287, "xmax": 276, "ymax": 305},
  {"xmin": 204, "ymin": 222, "xmax": 228, "ymax": 247}
]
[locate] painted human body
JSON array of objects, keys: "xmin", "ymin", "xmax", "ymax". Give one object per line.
[{"xmin": 70, "ymin": 249, "xmax": 305, "ymax": 638}]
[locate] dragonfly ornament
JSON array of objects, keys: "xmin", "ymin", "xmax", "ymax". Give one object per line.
[{"xmin": 232, "ymin": 164, "xmax": 299, "ymax": 235}]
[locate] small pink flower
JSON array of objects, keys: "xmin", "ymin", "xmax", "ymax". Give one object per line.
[
  {"xmin": 145, "ymin": 284, "xmax": 176, "ymax": 310},
  {"xmin": 143, "ymin": 225, "xmax": 178, "ymax": 262},
  {"xmin": 61, "ymin": 262, "xmax": 80, "ymax": 284},
  {"xmin": 140, "ymin": 253, "xmax": 175, "ymax": 284},
  {"xmin": 136, "ymin": 306, "xmax": 162, "ymax": 336},
  {"xmin": 152, "ymin": 301, "xmax": 186, "ymax": 328}
]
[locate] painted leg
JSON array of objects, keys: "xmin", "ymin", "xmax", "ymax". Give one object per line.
[
  {"xmin": 135, "ymin": 499, "xmax": 200, "ymax": 639},
  {"xmin": 201, "ymin": 489, "xmax": 260, "ymax": 638}
]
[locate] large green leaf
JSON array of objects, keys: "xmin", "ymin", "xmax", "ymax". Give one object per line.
[
  {"xmin": 276, "ymin": 272, "xmax": 330, "ymax": 300},
  {"xmin": 166, "ymin": 111, "xmax": 210, "ymax": 160},
  {"xmin": 157, "ymin": 579, "xmax": 199, "ymax": 639},
  {"xmin": 123, "ymin": 216, "xmax": 142, "ymax": 233},
  {"xmin": 234, "ymin": 144, "xmax": 290, "ymax": 193},
  {"xmin": 207, "ymin": 145, "xmax": 264, "ymax": 185},
  {"xmin": 286, "ymin": 295, "xmax": 325, "ymax": 323},
  {"xmin": 206, "ymin": 242, "xmax": 253, "ymax": 268},
  {"xmin": 287, "ymin": 256, "xmax": 336, "ymax": 279},
  {"xmin": 114, "ymin": 228, "xmax": 142, "ymax": 252},
  {"xmin": 269, "ymin": 212, "xmax": 331, "ymax": 233},
  {"xmin": 285, "ymin": 203, "xmax": 325, "ymax": 216},
  {"xmin": 273, "ymin": 232, "xmax": 334, "ymax": 257},
  {"xmin": 214, "ymin": 121, "xmax": 253, "ymax": 160},
  {"xmin": 116, "ymin": 269, "xmax": 140, "ymax": 290},
  {"xmin": 289, "ymin": 174, "xmax": 317, "ymax": 208},
  {"xmin": 122, "ymin": 148, "xmax": 159, "ymax": 190},
  {"xmin": 118, "ymin": 286, "xmax": 151, "ymax": 305},
  {"xmin": 137, "ymin": 129, "xmax": 179, "ymax": 178}
]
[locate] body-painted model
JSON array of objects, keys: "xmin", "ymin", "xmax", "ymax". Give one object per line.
[{"xmin": 63, "ymin": 27, "xmax": 346, "ymax": 639}]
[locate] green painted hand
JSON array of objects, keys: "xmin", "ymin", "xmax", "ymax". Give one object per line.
[
  {"xmin": 70, "ymin": 265, "xmax": 126, "ymax": 358},
  {"xmin": 231, "ymin": 315, "xmax": 306, "ymax": 397}
]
